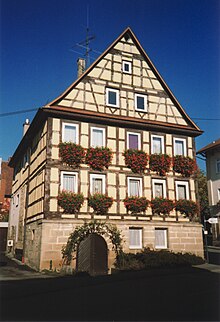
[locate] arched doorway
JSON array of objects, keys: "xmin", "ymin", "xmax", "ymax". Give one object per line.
[{"xmin": 76, "ymin": 233, "xmax": 108, "ymax": 276}]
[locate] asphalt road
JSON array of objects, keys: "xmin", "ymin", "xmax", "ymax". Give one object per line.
[{"xmin": 1, "ymin": 267, "xmax": 219, "ymax": 321}]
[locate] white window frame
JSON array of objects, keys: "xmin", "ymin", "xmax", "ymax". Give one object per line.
[
  {"xmin": 155, "ymin": 228, "xmax": 168, "ymax": 249},
  {"xmin": 90, "ymin": 174, "xmax": 106, "ymax": 194},
  {"xmin": 127, "ymin": 131, "xmax": 141, "ymax": 150},
  {"xmin": 61, "ymin": 171, "xmax": 78, "ymax": 193},
  {"xmin": 152, "ymin": 179, "xmax": 167, "ymax": 198},
  {"xmin": 127, "ymin": 177, "xmax": 143, "ymax": 197},
  {"xmin": 106, "ymin": 88, "xmax": 119, "ymax": 107},
  {"xmin": 151, "ymin": 135, "xmax": 164, "ymax": 154},
  {"xmin": 122, "ymin": 61, "xmax": 132, "ymax": 74},
  {"xmin": 90, "ymin": 127, "xmax": 105, "ymax": 147},
  {"xmin": 62, "ymin": 122, "xmax": 79, "ymax": 144},
  {"xmin": 174, "ymin": 138, "xmax": 187, "ymax": 156},
  {"xmin": 216, "ymin": 159, "xmax": 220, "ymax": 174},
  {"xmin": 129, "ymin": 228, "xmax": 143, "ymax": 249},
  {"xmin": 135, "ymin": 93, "xmax": 147, "ymax": 112},
  {"xmin": 175, "ymin": 181, "xmax": 189, "ymax": 200}
]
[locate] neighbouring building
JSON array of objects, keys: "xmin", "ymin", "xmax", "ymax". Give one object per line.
[
  {"xmin": 0, "ymin": 158, "xmax": 13, "ymax": 251},
  {"xmin": 197, "ymin": 139, "xmax": 220, "ymax": 245},
  {"xmin": 8, "ymin": 27, "xmax": 204, "ymax": 273}
]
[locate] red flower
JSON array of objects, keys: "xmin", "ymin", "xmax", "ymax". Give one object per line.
[
  {"xmin": 85, "ymin": 147, "xmax": 113, "ymax": 171},
  {"xmin": 124, "ymin": 197, "xmax": 149, "ymax": 214},
  {"xmin": 59, "ymin": 142, "xmax": 85, "ymax": 168},
  {"xmin": 88, "ymin": 194, "xmax": 113, "ymax": 215},
  {"xmin": 151, "ymin": 197, "xmax": 174, "ymax": 216},
  {"xmin": 123, "ymin": 149, "xmax": 148, "ymax": 173},
  {"xmin": 149, "ymin": 154, "xmax": 171, "ymax": 176},
  {"xmin": 58, "ymin": 191, "xmax": 84, "ymax": 214},
  {"xmin": 173, "ymin": 156, "xmax": 197, "ymax": 177}
]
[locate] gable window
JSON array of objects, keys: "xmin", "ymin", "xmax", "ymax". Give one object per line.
[
  {"xmin": 127, "ymin": 132, "xmax": 141, "ymax": 150},
  {"xmin": 155, "ymin": 228, "xmax": 168, "ymax": 249},
  {"xmin": 122, "ymin": 61, "xmax": 132, "ymax": 74},
  {"xmin": 90, "ymin": 174, "xmax": 105, "ymax": 194},
  {"xmin": 106, "ymin": 88, "xmax": 119, "ymax": 107},
  {"xmin": 62, "ymin": 123, "xmax": 79, "ymax": 143},
  {"xmin": 151, "ymin": 135, "xmax": 164, "ymax": 154},
  {"xmin": 91, "ymin": 127, "xmax": 105, "ymax": 147},
  {"xmin": 174, "ymin": 138, "xmax": 186, "ymax": 156},
  {"xmin": 135, "ymin": 93, "xmax": 147, "ymax": 112},
  {"xmin": 61, "ymin": 172, "xmax": 78, "ymax": 193},
  {"xmin": 152, "ymin": 179, "xmax": 166, "ymax": 198},
  {"xmin": 129, "ymin": 228, "xmax": 142, "ymax": 249},
  {"xmin": 216, "ymin": 159, "xmax": 220, "ymax": 174},
  {"xmin": 128, "ymin": 177, "xmax": 142, "ymax": 197},
  {"xmin": 175, "ymin": 181, "xmax": 189, "ymax": 200}
]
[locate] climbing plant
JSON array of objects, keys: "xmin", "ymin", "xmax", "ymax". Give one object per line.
[{"xmin": 62, "ymin": 220, "xmax": 123, "ymax": 265}]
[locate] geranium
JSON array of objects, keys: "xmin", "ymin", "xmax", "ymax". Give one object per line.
[
  {"xmin": 59, "ymin": 142, "xmax": 85, "ymax": 168},
  {"xmin": 151, "ymin": 197, "xmax": 174, "ymax": 216},
  {"xmin": 88, "ymin": 194, "xmax": 113, "ymax": 215},
  {"xmin": 124, "ymin": 197, "xmax": 149, "ymax": 214},
  {"xmin": 175, "ymin": 199, "xmax": 199, "ymax": 219},
  {"xmin": 149, "ymin": 154, "xmax": 171, "ymax": 176},
  {"xmin": 173, "ymin": 156, "xmax": 197, "ymax": 177},
  {"xmin": 85, "ymin": 147, "xmax": 113, "ymax": 171},
  {"xmin": 123, "ymin": 149, "xmax": 148, "ymax": 173},
  {"xmin": 58, "ymin": 191, "xmax": 84, "ymax": 214}
]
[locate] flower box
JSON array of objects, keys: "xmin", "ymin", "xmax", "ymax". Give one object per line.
[
  {"xmin": 124, "ymin": 196, "xmax": 149, "ymax": 214},
  {"xmin": 58, "ymin": 191, "xmax": 84, "ymax": 214},
  {"xmin": 173, "ymin": 156, "xmax": 197, "ymax": 177},
  {"xmin": 175, "ymin": 199, "xmax": 199, "ymax": 220},
  {"xmin": 88, "ymin": 194, "xmax": 113, "ymax": 215},
  {"xmin": 123, "ymin": 149, "xmax": 148, "ymax": 173},
  {"xmin": 151, "ymin": 197, "xmax": 174, "ymax": 216},
  {"xmin": 59, "ymin": 142, "xmax": 85, "ymax": 168},
  {"xmin": 149, "ymin": 154, "xmax": 171, "ymax": 176},
  {"xmin": 85, "ymin": 147, "xmax": 113, "ymax": 171}
]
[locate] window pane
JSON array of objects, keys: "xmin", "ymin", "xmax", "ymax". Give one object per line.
[
  {"xmin": 129, "ymin": 134, "xmax": 139, "ymax": 149},
  {"xmin": 153, "ymin": 137, "xmax": 162, "ymax": 154},
  {"xmin": 92, "ymin": 178, "xmax": 102, "ymax": 194},
  {"xmin": 178, "ymin": 185, "xmax": 186, "ymax": 199},
  {"xmin": 63, "ymin": 174, "xmax": 76, "ymax": 192},
  {"xmin": 129, "ymin": 229, "xmax": 142, "ymax": 248},
  {"xmin": 92, "ymin": 129, "xmax": 103, "ymax": 147},
  {"xmin": 129, "ymin": 179, "xmax": 140, "ymax": 197},
  {"xmin": 155, "ymin": 229, "xmax": 167, "ymax": 248},
  {"xmin": 64, "ymin": 125, "xmax": 76, "ymax": 143},
  {"xmin": 108, "ymin": 91, "xmax": 117, "ymax": 105},
  {"xmin": 155, "ymin": 183, "xmax": 163, "ymax": 198},
  {"xmin": 217, "ymin": 160, "xmax": 220, "ymax": 173},
  {"xmin": 175, "ymin": 140, "xmax": 184, "ymax": 155},
  {"xmin": 136, "ymin": 96, "xmax": 145, "ymax": 110}
]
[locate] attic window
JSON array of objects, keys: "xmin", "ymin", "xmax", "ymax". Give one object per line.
[
  {"xmin": 122, "ymin": 61, "xmax": 132, "ymax": 74},
  {"xmin": 124, "ymin": 32, "xmax": 130, "ymax": 42},
  {"xmin": 135, "ymin": 93, "xmax": 147, "ymax": 112},
  {"xmin": 106, "ymin": 88, "xmax": 119, "ymax": 107}
]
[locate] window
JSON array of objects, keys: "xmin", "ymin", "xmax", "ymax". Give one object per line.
[
  {"xmin": 175, "ymin": 181, "xmax": 189, "ymax": 200},
  {"xmin": 106, "ymin": 88, "xmax": 119, "ymax": 107},
  {"xmin": 155, "ymin": 229, "xmax": 167, "ymax": 249},
  {"xmin": 91, "ymin": 127, "xmax": 105, "ymax": 147},
  {"xmin": 62, "ymin": 123, "xmax": 79, "ymax": 143},
  {"xmin": 151, "ymin": 135, "xmax": 164, "ymax": 154},
  {"xmin": 216, "ymin": 159, "xmax": 220, "ymax": 173},
  {"xmin": 127, "ymin": 132, "xmax": 141, "ymax": 149},
  {"xmin": 218, "ymin": 188, "xmax": 220, "ymax": 201},
  {"xmin": 174, "ymin": 138, "xmax": 186, "ymax": 156},
  {"xmin": 16, "ymin": 194, "xmax": 19, "ymax": 207},
  {"xmin": 90, "ymin": 174, "xmax": 105, "ymax": 194},
  {"xmin": 152, "ymin": 179, "xmax": 166, "ymax": 198},
  {"xmin": 61, "ymin": 172, "xmax": 78, "ymax": 193},
  {"xmin": 128, "ymin": 177, "xmax": 142, "ymax": 197},
  {"xmin": 135, "ymin": 93, "xmax": 147, "ymax": 112},
  {"xmin": 122, "ymin": 61, "xmax": 132, "ymax": 73},
  {"xmin": 129, "ymin": 228, "xmax": 142, "ymax": 249}
]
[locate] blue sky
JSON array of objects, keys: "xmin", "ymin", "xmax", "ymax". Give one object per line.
[{"xmin": 0, "ymin": 0, "xmax": 219, "ymax": 171}]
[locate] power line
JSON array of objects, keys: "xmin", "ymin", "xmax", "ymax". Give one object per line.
[{"xmin": 0, "ymin": 108, "xmax": 39, "ymax": 117}]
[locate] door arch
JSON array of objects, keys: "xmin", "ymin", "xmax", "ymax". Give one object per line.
[{"xmin": 76, "ymin": 233, "xmax": 108, "ymax": 276}]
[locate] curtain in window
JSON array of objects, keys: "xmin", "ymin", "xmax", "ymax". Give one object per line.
[
  {"xmin": 92, "ymin": 129, "xmax": 103, "ymax": 147},
  {"xmin": 178, "ymin": 185, "xmax": 186, "ymax": 199},
  {"xmin": 153, "ymin": 137, "xmax": 162, "ymax": 154},
  {"xmin": 92, "ymin": 178, "xmax": 103, "ymax": 194},
  {"xmin": 63, "ymin": 174, "xmax": 76, "ymax": 192},
  {"xmin": 155, "ymin": 229, "xmax": 167, "ymax": 248},
  {"xmin": 129, "ymin": 229, "xmax": 141, "ymax": 247},
  {"xmin": 129, "ymin": 179, "xmax": 140, "ymax": 197},
  {"xmin": 64, "ymin": 125, "xmax": 76, "ymax": 143},
  {"xmin": 175, "ymin": 140, "xmax": 184, "ymax": 155},
  {"xmin": 129, "ymin": 134, "xmax": 139, "ymax": 149},
  {"xmin": 154, "ymin": 183, "xmax": 163, "ymax": 198}
]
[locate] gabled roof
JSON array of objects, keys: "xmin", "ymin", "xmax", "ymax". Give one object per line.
[
  {"xmin": 47, "ymin": 27, "xmax": 202, "ymax": 133},
  {"xmin": 197, "ymin": 138, "xmax": 220, "ymax": 156}
]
